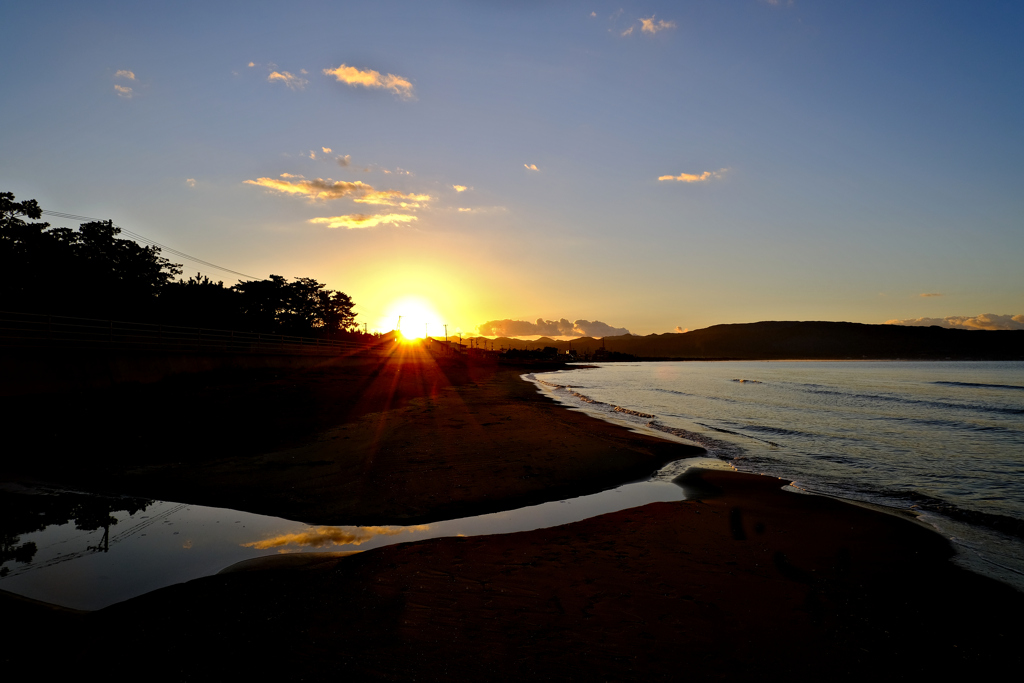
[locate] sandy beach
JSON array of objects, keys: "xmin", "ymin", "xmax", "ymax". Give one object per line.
[
  {"xmin": 1, "ymin": 346, "xmax": 697, "ymax": 524},
  {"xmin": 3, "ymin": 347, "xmax": 1023, "ymax": 679}
]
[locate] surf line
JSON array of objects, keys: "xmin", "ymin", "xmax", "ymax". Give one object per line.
[{"xmin": 527, "ymin": 373, "xmax": 745, "ymax": 460}]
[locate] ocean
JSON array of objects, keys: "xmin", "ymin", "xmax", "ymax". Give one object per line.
[{"xmin": 528, "ymin": 360, "xmax": 1024, "ymax": 589}]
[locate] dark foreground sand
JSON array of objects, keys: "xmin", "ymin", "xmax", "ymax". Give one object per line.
[
  {"xmin": 1, "ymin": 345, "xmax": 693, "ymax": 524},
  {"xmin": 3, "ymin": 346, "xmax": 1023, "ymax": 679}
]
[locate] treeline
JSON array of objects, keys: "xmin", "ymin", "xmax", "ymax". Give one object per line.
[{"xmin": 1, "ymin": 192, "xmax": 361, "ymax": 337}]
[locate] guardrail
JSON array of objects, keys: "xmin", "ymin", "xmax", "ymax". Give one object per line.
[{"xmin": 0, "ymin": 311, "xmax": 380, "ymax": 357}]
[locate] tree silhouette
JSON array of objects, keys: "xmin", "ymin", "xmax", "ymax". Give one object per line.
[
  {"xmin": 1, "ymin": 192, "xmax": 182, "ymax": 319},
  {"xmin": 2, "ymin": 191, "xmax": 360, "ymax": 336},
  {"xmin": 233, "ymin": 274, "xmax": 357, "ymax": 336}
]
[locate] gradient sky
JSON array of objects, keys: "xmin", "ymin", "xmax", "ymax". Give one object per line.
[{"xmin": 2, "ymin": 1, "xmax": 1021, "ymax": 335}]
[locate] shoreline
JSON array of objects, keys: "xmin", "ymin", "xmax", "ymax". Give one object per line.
[{"xmin": 4, "ymin": 350, "xmax": 1024, "ymax": 678}]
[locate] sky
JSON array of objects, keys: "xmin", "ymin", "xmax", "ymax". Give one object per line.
[{"xmin": 2, "ymin": 0, "xmax": 1022, "ymax": 336}]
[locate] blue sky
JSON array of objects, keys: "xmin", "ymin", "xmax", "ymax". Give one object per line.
[{"xmin": 2, "ymin": 1, "xmax": 1021, "ymax": 334}]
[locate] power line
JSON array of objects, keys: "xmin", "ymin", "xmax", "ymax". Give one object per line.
[{"xmin": 40, "ymin": 209, "xmax": 262, "ymax": 281}]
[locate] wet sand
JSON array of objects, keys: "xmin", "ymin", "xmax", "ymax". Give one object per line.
[{"xmin": 3, "ymin": 346, "xmax": 1023, "ymax": 679}]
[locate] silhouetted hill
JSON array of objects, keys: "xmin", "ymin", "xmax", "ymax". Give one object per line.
[{"xmin": 493, "ymin": 322, "xmax": 1023, "ymax": 360}]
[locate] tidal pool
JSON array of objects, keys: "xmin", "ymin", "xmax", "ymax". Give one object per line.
[{"xmin": 0, "ymin": 456, "xmax": 728, "ymax": 611}]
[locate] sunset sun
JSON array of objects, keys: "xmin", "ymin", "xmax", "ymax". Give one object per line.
[{"xmin": 384, "ymin": 296, "xmax": 443, "ymax": 340}]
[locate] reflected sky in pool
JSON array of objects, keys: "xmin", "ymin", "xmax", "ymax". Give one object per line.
[{"xmin": 1, "ymin": 457, "xmax": 726, "ymax": 610}]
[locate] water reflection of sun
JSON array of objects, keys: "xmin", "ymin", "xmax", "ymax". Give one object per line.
[{"xmin": 382, "ymin": 297, "xmax": 443, "ymax": 339}]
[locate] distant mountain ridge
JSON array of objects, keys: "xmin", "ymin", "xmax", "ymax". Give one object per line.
[{"xmin": 490, "ymin": 321, "xmax": 1024, "ymax": 360}]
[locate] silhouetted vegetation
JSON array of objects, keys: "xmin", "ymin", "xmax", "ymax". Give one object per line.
[
  {"xmin": 1, "ymin": 193, "xmax": 180, "ymax": 320},
  {"xmin": 1, "ymin": 192, "xmax": 358, "ymax": 336}
]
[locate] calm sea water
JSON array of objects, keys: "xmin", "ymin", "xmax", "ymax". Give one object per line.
[{"xmin": 529, "ymin": 361, "xmax": 1024, "ymax": 588}]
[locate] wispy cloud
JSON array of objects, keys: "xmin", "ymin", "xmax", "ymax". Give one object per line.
[
  {"xmin": 245, "ymin": 176, "xmax": 431, "ymax": 209},
  {"xmin": 336, "ymin": 155, "xmax": 351, "ymax": 167},
  {"xmin": 115, "ymin": 70, "xmax": 135, "ymax": 80},
  {"xmin": 457, "ymin": 208, "xmax": 473, "ymax": 212},
  {"xmin": 114, "ymin": 84, "xmax": 133, "ymax": 98},
  {"xmin": 885, "ymin": 314, "xmax": 1024, "ymax": 331},
  {"xmin": 453, "ymin": 185, "xmax": 468, "ymax": 192},
  {"xmin": 621, "ymin": 26, "xmax": 634, "ymax": 36},
  {"xmin": 920, "ymin": 292, "xmax": 943, "ymax": 298},
  {"xmin": 353, "ymin": 189, "xmax": 432, "ymax": 209},
  {"xmin": 309, "ymin": 214, "xmax": 418, "ymax": 230},
  {"xmin": 658, "ymin": 168, "xmax": 727, "ymax": 183},
  {"xmin": 322, "ymin": 147, "xmax": 332, "ymax": 154},
  {"xmin": 244, "ymin": 176, "xmax": 374, "ymax": 200},
  {"xmin": 640, "ymin": 16, "xmax": 676, "ymax": 34},
  {"xmin": 279, "ymin": 173, "xmax": 304, "ymax": 178},
  {"xmin": 524, "ymin": 163, "xmax": 539, "ymax": 171},
  {"xmin": 322, "ymin": 63, "xmax": 414, "ymax": 98},
  {"xmin": 185, "ymin": 178, "xmax": 196, "ymax": 188},
  {"xmin": 267, "ymin": 71, "xmax": 308, "ymax": 90}
]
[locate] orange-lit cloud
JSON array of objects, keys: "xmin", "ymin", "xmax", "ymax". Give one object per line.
[
  {"xmin": 267, "ymin": 70, "xmax": 308, "ymax": 90},
  {"xmin": 115, "ymin": 70, "xmax": 135, "ymax": 80},
  {"xmin": 337, "ymin": 154, "xmax": 351, "ymax": 167},
  {"xmin": 885, "ymin": 314, "xmax": 1024, "ymax": 331},
  {"xmin": 640, "ymin": 16, "xmax": 676, "ymax": 34},
  {"xmin": 524, "ymin": 163, "xmax": 539, "ymax": 171},
  {"xmin": 185, "ymin": 178, "xmax": 196, "ymax": 188},
  {"xmin": 322, "ymin": 147, "xmax": 332, "ymax": 153},
  {"xmin": 621, "ymin": 26, "xmax": 634, "ymax": 36},
  {"xmin": 309, "ymin": 214, "xmax": 418, "ymax": 229},
  {"xmin": 247, "ymin": 61, "xmax": 256, "ymax": 67},
  {"xmin": 920, "ymin": 292, "xmax": 943, "ymax": 298},
  {"xmin": 244, "ymin": 176, "xmax": 374, "ymax": 200},
  {"xmin": 323, "ymin": 63, "xmax": 414, "ymax": 98},
  {"xmin": 457, "ymin": 208, "xmax": 472, "ymax": 212},
  {"xmin": 279, "ymin": 172, "xmax": 304, "ymax": 178},
  {"xmin": 674, "ymin": 326, "xmax": 688, "ymax": 333},
  {"xmin": 246, "ymin": 176, "xmax": 431, "ymax": 210},
  {"xmin": 114, "ymin": 84, "xmax": 133, "ymax": 98},
  {"xmin": 658, "ymin": 168, "xmax": 727, "ymax": 183},
  {"xmin": 479, "ymin": 318, "xmax": 629, "ymax": 337},
  {"xmin": 353, "ymin": 189, "xmax": 432, "ymax": 208},
  {"xmin": 453, "ymin": 185, "xmax": 468, "ymax": 192},
  {"xmin": 242, "ymin": 525, "xmax": 428, "ymax": 549}
]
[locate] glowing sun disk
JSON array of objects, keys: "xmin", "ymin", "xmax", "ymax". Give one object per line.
[{"xmin": 385, "ymin": 297, "xmax": 443, "ymax": 339}]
